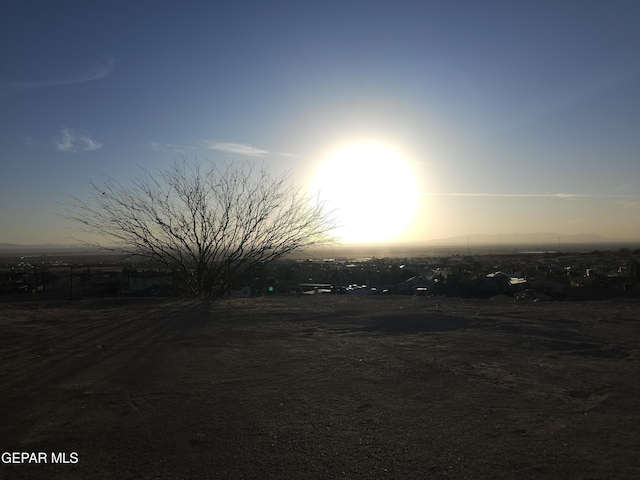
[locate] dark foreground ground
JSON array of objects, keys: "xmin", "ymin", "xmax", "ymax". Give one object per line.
[{"xmin": 1, "ymin": 295, "xmax": 639, "ymax": 479}]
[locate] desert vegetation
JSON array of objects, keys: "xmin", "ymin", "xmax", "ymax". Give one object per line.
[{"xmin": 63, "ymin": 159, "xmax": 336, "ymax": 297}]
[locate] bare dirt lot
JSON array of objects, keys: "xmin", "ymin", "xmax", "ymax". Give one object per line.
[{"xmin": 1, "ymin": 295, "xmax": 639, "ymax": 479}]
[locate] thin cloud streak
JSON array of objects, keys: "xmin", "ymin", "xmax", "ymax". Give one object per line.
[
  {"xmin": 205, "ymin": 141, "xmax": 268, "ymax": 157},
  {"xmin": 55, "ymin": 128, "xmax": 102, "ymax": 153},
  {"xmin": 617, "ymin": 200, "xmax": 640, "ymax": 209},
  {"xmin": 422, "ymin": 192, "xmax": 640, "ymax": 198},
  {"xmin": 1, "ymin": 57, "xmax": 113, "ymax": 90},
  {"xmin": 146, "ymin": 140, "xmax": 270, "ymax": 157}
]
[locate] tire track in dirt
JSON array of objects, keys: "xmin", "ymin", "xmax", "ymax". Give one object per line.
[
  {"xmin": 1, "ymin": 299, "xmax": 193, "ymax": 359},
  {"xmin": 0, "ymin": 298, "xmax": 213, "ymax": 445},
  {"xmin": 3, "ymin": 299, "xmax": 210, "ymax": 389}
]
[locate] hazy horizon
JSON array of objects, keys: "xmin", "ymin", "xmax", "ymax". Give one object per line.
[
  {"xmin": 2, "ymin": 1, "xmax": 640, "ymax": 244},
  {"xmin": 3, "ymin": 231, "xmax": 639, "ymax": 252}
]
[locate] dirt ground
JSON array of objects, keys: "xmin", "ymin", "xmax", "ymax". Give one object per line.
[{"xmin": 1, "ymin": 295, "xmax": 639, "ymax": 479}]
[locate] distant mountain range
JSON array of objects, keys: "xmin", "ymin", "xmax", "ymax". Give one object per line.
[
  {"xmin": 426, "ymin": 232, "xmax": 613, "ymax": 245},
  {"xmin": 0, "ymin": 233, "xmax": 629, "ymax": 255}
]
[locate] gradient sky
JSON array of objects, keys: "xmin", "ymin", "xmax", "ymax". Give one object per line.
[{"xmin": 2, "ymin": 0, "xmax": 640, "ymax": 244}]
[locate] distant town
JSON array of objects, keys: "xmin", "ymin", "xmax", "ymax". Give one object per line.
[{"xmin": 2, "ymin": 242, "xmax": 640, "ymax": 301}]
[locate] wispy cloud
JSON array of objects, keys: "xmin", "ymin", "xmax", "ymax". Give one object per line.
[
  {"xmin": 617, "ymin": 200, "xmax": 640, "ymax": 209},
  {"xmin": 278, "ymin": 151, "xmax": 301, "ymax": 158},
  {"xmin": 55, "ymin": 127, "xmax": 102, "ymax": 153},
  {"xmin": 204, "ymin": 141, "xmax": 268, "ymax": 157},
  {"xmin": 80, "ymin": 136, "xmax": 103, "ymax": 151},
  {"xmin": 422, "ymin": 192, "xmax": 640, "ymax": 198},
  {"xmin": 1, "ymin": 57, "xmax": 113, "ymax": 91},
  {"xmin": 55, "ymin": 129, "xmax": 74, "ymax": 151}
]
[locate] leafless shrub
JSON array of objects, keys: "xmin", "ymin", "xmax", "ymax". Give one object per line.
[{"xmin": 65, "ymin": 159, "xmax": 336, "ymax": 296}]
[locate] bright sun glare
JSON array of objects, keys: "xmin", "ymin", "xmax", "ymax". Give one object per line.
[{"xmin": 312, "ymin": 143, "xmax": 420, "ymax": 243}]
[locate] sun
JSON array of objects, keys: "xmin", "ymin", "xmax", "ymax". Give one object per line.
[{"xmin": 311, "ymin": 142, "xmax": 420, "ymax": 243}]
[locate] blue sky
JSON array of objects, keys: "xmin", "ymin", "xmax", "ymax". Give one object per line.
[{"xmin": 2, "ymin": 0, "xmax": 640, "ymax": 244}]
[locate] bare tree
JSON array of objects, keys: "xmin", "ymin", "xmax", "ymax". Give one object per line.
[{"xmin": 65, "ymin": 159, "xmax": 337, "ymax": 296}]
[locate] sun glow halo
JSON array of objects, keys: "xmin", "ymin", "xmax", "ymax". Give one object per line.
[{"xmin": 312, "ymin": 143, "xmax": 420, "ymax": 243}]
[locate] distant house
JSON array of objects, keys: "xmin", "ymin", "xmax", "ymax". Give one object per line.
[
  {"xmin": 486, "ymin": 271, "xmax": 528, "ymax": 294},
  {"xmin": 299, "ymin": 283, "xmax": 334, "ymax": 294},
  {"xmin": 399, "ymin": 275, "xmax": 433, "ymax": 295}
]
